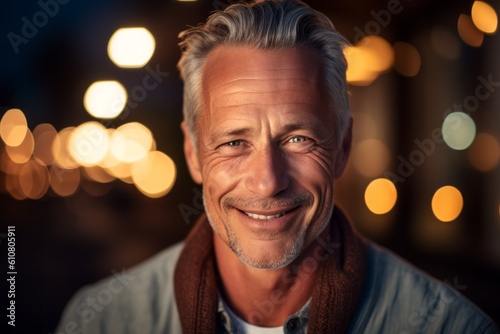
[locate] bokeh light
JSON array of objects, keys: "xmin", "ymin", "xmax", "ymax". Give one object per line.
[
  {"xmin": 109, "ymin": 122, "xmax": 154, "ymax": 163},
  {"xmin": 352, "ymin": 139, "xmax": 390, "ymax": 178},
  {"xmin": 358, "ymin": 36, "xmax": 394, "ymax": 73},
  {"xmin": 344, "ymin": 45, "xmax": 379, "ymax": 86},
  {"xmin": 344, "ymin": 36, "xmax": 394, "ymax": 86},
  {"xmin": 6, "ymin": 128, "xmax": 34, "ymax": 164},
  {"xmin": 432, "ymin": 186, "xmax": 463, "ymax": 222},
  {"xmin": 131, "ymin": 151, "xmax": 176, "ymax": 198},
  {"xmin": 471, "ymin": 1, "xmax": 498, "ymax": 34},
  {"xmin": 69, "ymin": 122, "xmax": 109, "ymax": 166},
  {"xmin": 364, "ymin": 178, "xmax": 397, "ymax": 214},
  {"xmin": 0, "ymin": 150, "xmax": 23, "ymax": 175},
  {"xmin": 49, "ymin": 165, "xmax": 81, "ymax": 197},
  {"xmin": 52, "ymin": 127, "xmax": 79, "ymax": 169},
  {"xmin": 458, "ymin": 14, "xmax": 484, "ymax": 47},
  {"xmin": 393, "ymin": 42, "xmax": 421, "ymax": 77},
  {"xmin": 1, "ymin": 108, "xmax": 28, "ymax": 147},
  {"xmin": 82, "ymin": 166, "xmax": 116, "ymax": 184},
  {"xmin": 33, "ymin": 123, "xmax": 57, "ymax": 165},
  {"xmin": 0, "ymin": 111, "xmax": 175, "ymax": 199},
  {"xmin": 108, "ymin": 27, "xmax": 156, "ymax": 68},
  {"xmin": 430, "ymin": 26, "xmax": 460, "ymax": 60},
  {"xmin": 84, "ymin": 81, "xmax": 127, "ymax": 119},
  {"xmin": 467, "ymin": 133, "xmax": 500, "ymax": 171},
  {"xmin": 442, "ymin": 112, "xmax": 476, "ymax": 150},
  {"xmin": 5, "ymin": 173, "xmax": 27, "ymax": 200},
  {"xmin": 19, "ymin": 158, "xmax": 50, "ymax": 199},
  {"xmin": 104, "ymin": 161, "xmax": 133, "ymax": 180}
]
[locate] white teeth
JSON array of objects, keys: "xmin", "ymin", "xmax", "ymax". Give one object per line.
[{"xmin": 244, "ymin": 211, "xmax": 287, "ymax": 220}]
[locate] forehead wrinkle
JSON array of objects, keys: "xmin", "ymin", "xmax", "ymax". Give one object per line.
[{"xmin": 212, "ymin": 77, "xmax": 320, "ymax": 95}]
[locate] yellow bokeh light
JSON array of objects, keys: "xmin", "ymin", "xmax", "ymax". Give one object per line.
[
  {"xmin": 359, "ymin": 36, "xmax": 394, "ymax": 73},
  {"xmin": 432, "ymin": 186, "xmax": 463, "ymax": 222},
  {"xmin": 110, "ymin": 122, "xmax": 154, "ymax": 163},
  {"xmin": 352, "ymin": 139, "xmax": 390, "ymax": 178},
  {"xmin": 344, "ymin": 46, "xmax": 379, "ymax": 86},
  {"xmin": 393, "ymin": 42, "xmax": 421, "ymax": 77},
  {"xmin": 471, "ymin": 1, "xmax": 498, "ymax": 34},
  {"xmin": 33, "ymin": 123, "xmax": 57, "ymax": 166},
  {"xmin": 83, "ymin": 166, "xmax": 116, "ymax": 184},
  {"xmin": 6, "ymin": 128, "xmax": 34, "ymax": 164},
  {"xmin": 1, "ymin": 108, "xmax": 28, "ymax": 147},
  {"xmin": 84, "ymin": 81, "xmax": 127, "ymax": 119},
  {"xmin": 69, "ymin": 122, "xmax": 109, "ymax": 166},
  {"xmin": 364, "ymin": 178, "xmax": 397, "ymax": 215},
  {"xmin": 49, "ymin": 165, "xmax": 81, "ymax": 197},
  {"xmin": 442, "ymin": 112, "xmax": 476, "ymax": 150},
  {"xmin": 104, "ymin": 161, "xmax": 133, "ymax": 180},
  {"xmin": 108, "ymin": 27, "xmax": 156, "ymax": 68},
  {"xmin": 52, "ymin": 127, "xmax": 79, "ymax": 169},
  {"xmin": 19, "ymin": 158, "xmax": 50, "ymax": 199},
  {"xmin": 132, "ymin": 151, "xmax": 176, "ymax": 198},
  {"xmin": 458, "ymin": 14, "xmax": 484, "ymax": 47},
  {"xmin": 467, "ymin": 133, "xmax": 500, "ymax": 171}
]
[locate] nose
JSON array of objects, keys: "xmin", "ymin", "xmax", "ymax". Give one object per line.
[{"xmin": 244, "ymin": 144, "xmax": 290, "ymax": 197}]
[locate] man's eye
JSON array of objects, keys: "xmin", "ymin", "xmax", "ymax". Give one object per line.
[
  {"xmin": 226, "ymin": 140, "xmax": 241, "ymax": 146},
  {"xmin": 289, "ymin": 136, "xmax": 308, "ymax": 143}
]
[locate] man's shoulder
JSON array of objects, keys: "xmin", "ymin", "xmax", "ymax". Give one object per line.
[
  {"xmin": 348, "ymin": 242, "xmax": 498, "ymax": 333},
  {"xmin": 56, "ymin": 242, "xmax": 184, "ymax": 334}
]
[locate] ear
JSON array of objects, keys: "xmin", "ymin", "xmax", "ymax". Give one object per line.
[
  {"xmin": 181, "ymin": 121, "xmax": 202, "ymax": 184},
  {"xmin": 334, "ymin": 118, "xmax": 352, "ymax": 179}
]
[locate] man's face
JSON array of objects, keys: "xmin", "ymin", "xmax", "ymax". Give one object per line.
[{"xmin": 183, "ymin": 46, "xmax": 350, "ymax": 269}]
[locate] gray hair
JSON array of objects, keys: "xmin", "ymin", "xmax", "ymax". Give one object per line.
[{"xmin": 177, "ymin": 0, "xmax": 350, "ymax": 146}]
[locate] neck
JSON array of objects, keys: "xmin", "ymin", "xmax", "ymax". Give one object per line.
[{"xmin": 214, "ymin": 225, "xmax": 333, "ymax": 327}]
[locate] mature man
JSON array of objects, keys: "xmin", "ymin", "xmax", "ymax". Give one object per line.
[{"xmin": 57, "ymin": 0, "xmax": 498, "ymax": 333}]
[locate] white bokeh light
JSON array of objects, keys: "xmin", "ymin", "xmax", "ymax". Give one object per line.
[
  {"xmin": 442, "ymin": 112, "xmax": 476, "ymax": 150},
  {"xmin": 84, "ymin": 81, "xmax": 127, "ymax": 119},
  {"xmin": 108, "ymin": 27, "xmax": 156, "ymax": 68}
]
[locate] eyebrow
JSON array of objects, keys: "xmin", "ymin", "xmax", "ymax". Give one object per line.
[
  {"xmin": 281, "ymin": 121, "xmax": 326, "ymax": 140},
  {"xmin": 209, "ymin": 127, "xmax": 253, "ymax": 144}
]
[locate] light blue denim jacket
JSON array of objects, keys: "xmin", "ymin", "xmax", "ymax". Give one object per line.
[{"xmin": 56, "ymin": 242, "xmax": 498, "ymax": 333}]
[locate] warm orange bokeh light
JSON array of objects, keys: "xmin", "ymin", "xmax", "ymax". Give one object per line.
[
  {"xmin": 471, "ymin": 1, "xmax": 498, "ymax": 34},
  {"xmin": 0, "ymin": 108, "xmax": 28, "ymax": 147},
  {"xmin": 431, "ymin": 186, "xmax": 463, "ymax": 222},
  {"xmin": 131, "ymin": 151, "xmax": 176, "ymax": 198},
  {"xmin": 33, "ymin": 123, "xmax": 58, "ymax": 165},
  {"xmin": 49, "ymin": 165, "xmax": 81, "ymax": 197},
  {"xmin": 18, "ymin": 158, "xmax": 50, "ymax": 199},
  {"xmin": 467, "ymin": 133, "xmax": 500, "ymax": 171},
  {"xmin": 109, "ymin": 122, "xmax": 154, "ymax": 163},
  {"xmin": 6, "ymin": 129, "xmax": 34, "ymax": 164},
  {"xmin": 458, "ymin": 14, "xmax": 484, "ymax": 47},
  {"xmin": 364, "ymin": 178, "xmax": 398, "ymax": 214},
  {"xmin": 393, "ymin": 42, "xmax": 421, "ymax": 77}
]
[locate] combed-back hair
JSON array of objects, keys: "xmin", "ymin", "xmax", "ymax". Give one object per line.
[{"xmin": 178, "ymin": 0, "xmax": 350, "ymax": 145}]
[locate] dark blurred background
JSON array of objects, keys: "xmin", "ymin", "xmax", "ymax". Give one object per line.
[{"xmin": 0, "ymin": 0, "xmax": 499, "ymax": 332}]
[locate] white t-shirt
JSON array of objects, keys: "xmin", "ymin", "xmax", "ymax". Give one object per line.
[{"xmin": 220, "ymin": 296, "xmax": 284, "ymax": 334}]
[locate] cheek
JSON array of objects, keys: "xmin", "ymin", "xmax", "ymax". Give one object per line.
[
  {"xmin": 288, "ymin": 152, "xmax": 336, "ymax": 187},
  {"xmin": 202, "ymin": 156, "xmax": 245, "ymax": 202}
]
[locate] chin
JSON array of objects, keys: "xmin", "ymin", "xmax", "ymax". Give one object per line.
[{"xmin": 231, "ymin": 232, "xmax": 307, "ymax": 270}]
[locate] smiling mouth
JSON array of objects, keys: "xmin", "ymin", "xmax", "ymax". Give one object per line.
[{"xmin": 243, "ymin": 211, "xmax": 288, "ymax": 220}]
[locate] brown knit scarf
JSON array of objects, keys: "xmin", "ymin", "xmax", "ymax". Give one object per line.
[{"xmin": 174, "ymin": 207, "xmax": 366, "ymax": 333}]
